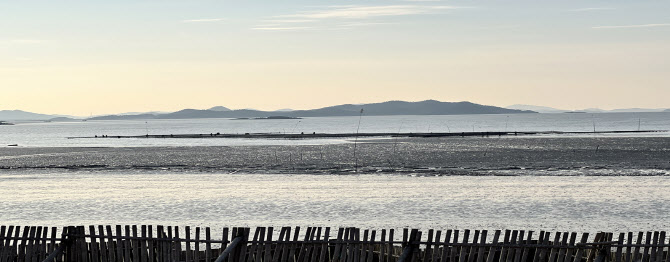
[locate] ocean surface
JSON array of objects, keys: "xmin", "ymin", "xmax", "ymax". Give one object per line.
[
  {"xmin": 1, "ymin": 112, "xmax": 669, "ymax": 231},
  {"xmin": 1, "ymin": 112, "xmax": 670, "ymax": 147},
  {"xmin": 1, "ymin": 173, "xmax": 669, "ymax": 233}
]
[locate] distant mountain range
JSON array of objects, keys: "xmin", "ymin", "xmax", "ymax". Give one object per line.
[
  {"xmin": 506, "ymin": 104, "xmax": 669, "ymax": 114},
  {"xmin": 88, "ymin": 100, "xmax": 534, "ymax": 120},
  {"xmin": 4, "ymin": 101, "xmax": 669, "ymax": 122},
  {"xmin": 0, "ymin": 110, "xmax": 72, "ymax": 121}
]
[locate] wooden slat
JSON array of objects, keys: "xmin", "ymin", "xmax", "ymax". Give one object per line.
[
  {"xmin": 657, "ymin": 232, "xmax": 667, "ymax": 262},
  {"xmin": 614, "ymin": 233, "xmax": 624, "ymax": 262},
  {"xmin": 451, "ymin": 230, "xmax": 460, "ymax": 262},
  {"xmin": 272, "ymin": 227, "xmax": 287, "ymax": 262},
  {"xmin": 633, "ymin": 232, "xmax": 644, "ymax": 262},
  {"xmin": 319, "ymin": 227, "xmax": 330, "ymax": 262},
  {"xmin": 643, "ymin": 232, "xmax": 653, "ymax": 262},
  {"xmin": 121, "ymin": 225, "xmax": 130, "ymax": 262},
  {"xmin": 265, "ymin": 227, "xmax": 275, "ymax": 262},
  {"xmin": 520, "ymin": 231, "xmax": 533, "ymax": 262},
  {"xmin": 17, "ymin": 226, "xmax": 30, "ymax": 262},
  {"xmin": 254, "ymin": 227, "xmax": 266, "ymax": 262},
  {"xmin": 280, "ymin": 227, "xmax": 292, "ymax": 262},
  {"xmin": 32, "ymin": 226, "xmax": 42, "ymax": 262},
  {"xmin": 624, "ymin": 232, "xmax": 633, "ymax": 262},
  {"xmin": 78, "ymin": 226, "xmax": 88, "ymax": 262},
  {"xmin": 288, "ymin": 227, "xmax": 301, "ymax": 262},
  {"xmin": 342, "ymin": 228, "xmax": 352, "ymax": 262},
  {"xmin": 88, "ymin": 226, "xmax": 99, "ymax": 262},
  {"xmin": 433, "ymin": 230, "xmax": 442, "ymax": 262},
  {"xmin": 195, "ymin": 227, "xmax": 201, "ymax": 262},
  {"xmin": 498, "ymin": 230, "xmax": 511, "ymax": 262},
  {"xmin": 459, "ymin": 230, "xmax": 471, "ymax": 262},
  {"xmin": 0, "ymin": 226, "xmax": 11, "ymax": 262},
  {"xmin": 539, "ymin": 232, "xmax": 552, "ymax": 262},
  {"xmin": 485, "ymin": 230, "xmax": 501, "ymax": 262},
  {"xmin": 476, "ymin": 231, "xmax": 487, "ymax": 262},
  {"xmin": 40, "ymin": 226, "xmax": 49, "ymax": 262},
  {"xmin": 547, "ymin": 232, "xmax": 561, "ymax": 262},
  {"xmin": 441, "ymin": 230, "xmax": 453, "ymax": 262},
  {"xmin": 467, "ymin": 230, "xmax": 479, "ymax": 262},
  {"xmin": 140, "ymin": 225, "xmax": 148, "ymax": 262},
  {"xmin": 221, "ymin": 228, "xmax": 229, "ymax": 262},
  {"xmin": 353, "ymin": 228, "xmax": 361, "ymax": 262},
  {"xmin": 205, "ymin": 228, "xmax": 212, "ymax": 262},
  {"xmin": 506, "ymin": 230, "xmax": 518, "ymax": 262},
  {"xmin": 228, "ymin": 227, "xmax": 236, "ymax": 262},
  {"xmin": 309, "ymin": 227, "xmax": 320, "ymax": 262},
  {"xmin": 513, "ymin": 231, "xmax": 524, "ymax": 262},
  {"xmin": 186, "ymin": 226, "xmax": 193, "ymax": 262},
  {"xmin": 572, "ymin": 233, "xmax": 589, "ymax": 262},
  {"xmin": 651, "ymin": 232, "xmax": 661, "ymax": 262},
  {"xmin": 146, "ymin": 225, "xmax": 154, "ymax": 262},
  {"xmin": 131, "ymin": 225, "xmax": 139, "ymax": 262},
  {"xmin": 388, "ymin": 229, "xmax": 394, "ymax": 262},
  {"xmin": 561, "ymin": 233, "xmax": 577, "ymax": 262},
  {"xmin": 425, "ymin": 230, "xmax": 434, "ymax": 262}
]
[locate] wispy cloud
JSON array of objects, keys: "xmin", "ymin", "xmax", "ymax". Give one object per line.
[
  {"xmin": 254, "ymin": 4, "xmax": 466, "ymax": 32},
  {"xmin": 592, "ymin": 23, "xmax": 670, "ymax": 29},
  {"xmin": 571, "ymin": 7, "xmax": 615, "ymax": 12},
  {"xmin": 251, "ymin": 27, "xmax": 313, "ymax": 31},
  {"xmin": 182, "ymin": 18, "xmax": 226, "ymax": 23},
  {"xmin": 338, "ymin": 22, "xmax": 395, "ymax": 27},
  {"xmin": 276, "ymin": 5, "xmax": 460, "ymax": 20},
  {"xmin": 262, "ymin": 19, "xmax": 316, "ymax": 23}
]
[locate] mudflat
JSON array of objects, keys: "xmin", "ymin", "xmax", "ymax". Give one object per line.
[{"xmin": 1, "ymin": 136, "xmax": 669, "ymax": 175}]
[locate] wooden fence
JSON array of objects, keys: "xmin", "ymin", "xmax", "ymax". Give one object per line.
[{"xmin": 1, "ymin": 226, "xmax": 669, "ymax": 262}]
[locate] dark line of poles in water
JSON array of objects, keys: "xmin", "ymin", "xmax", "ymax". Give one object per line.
[{"xmin": 70, "ymin": 130, "xmax": 665, "ymax": 140}]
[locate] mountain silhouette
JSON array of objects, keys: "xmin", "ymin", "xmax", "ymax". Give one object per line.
[{"xmin": 88, "ymin": 100, "xmax": 535, "ymax": 120}]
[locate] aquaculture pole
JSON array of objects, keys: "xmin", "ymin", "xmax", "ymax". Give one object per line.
[{"xmin": 353, "ymin": 108, "xmax": 364, "ymax": 172}]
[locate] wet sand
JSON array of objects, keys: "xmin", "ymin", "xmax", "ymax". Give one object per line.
[{"xmin": 2, "ymin": 136, "xmax": 670, "ymax": 175}]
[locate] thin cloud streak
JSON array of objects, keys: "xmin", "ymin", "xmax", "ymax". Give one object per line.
[
  {"xmin": 182, "ymin": 18, "xmax": 226, "ymax": 23},
  {"xmin": 252, "ymin": 27, "xmax": 313, "ymax": 31},
  {"xmin": 276, "ymin": 5, "xmax": 460, "ymax": 20},
  {"xmin": 592, "ymin": 23, "xmax": 670, "ymax": 29},
  {"xmin": 572, "ymin": 7, "xmax": 615, "ymax": 12}
]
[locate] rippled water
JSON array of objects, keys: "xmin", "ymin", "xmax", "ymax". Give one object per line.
[
  {"xmin": 1, "ymin": 173, "xmax": 668, "ymax": 233},
  {"xmin": 2, "ymin": 112, "xmax": 669, "ymax": 147}
]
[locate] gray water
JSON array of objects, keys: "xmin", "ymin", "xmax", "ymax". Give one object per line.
[
  {"xmin": 1, "ymin": 112, "xmax": 669, "ymax": 147},
  {"xmin": 2, "ymin": 113, "xmax": 669, "ymax": 231},
  {"xmin": 1, "ymin": 172, "xmax": 668, "ymax": 232}
]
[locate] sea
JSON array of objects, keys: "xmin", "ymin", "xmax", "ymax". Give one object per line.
[
  {"xmin": 1, "ymin": 112, "xmax": 670, "ymax": 233},
  {"xmin": 1, "ymin": 112, "xmax": 669, "ymax": 147}
]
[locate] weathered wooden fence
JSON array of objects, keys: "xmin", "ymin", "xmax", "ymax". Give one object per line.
[{"xmin": 1, "ymin": 226, "xmax": 669, "ymax": 262}]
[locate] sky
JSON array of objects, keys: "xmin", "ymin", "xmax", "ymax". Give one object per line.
[{"xmin": 1, "ymin": 0, "xmax": 669, "ymax": 116}]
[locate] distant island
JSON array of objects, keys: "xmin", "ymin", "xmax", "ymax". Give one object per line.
[{"xmin": 87, "ymin": 100, "xmax": 535, "ymax": 120}]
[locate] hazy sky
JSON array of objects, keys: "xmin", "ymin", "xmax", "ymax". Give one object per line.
[{"xmin": 1, "ymin": 0, "xmax": 669, "ymax": 115}]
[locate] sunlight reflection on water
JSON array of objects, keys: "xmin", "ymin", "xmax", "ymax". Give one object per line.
[{"xmin": 1, "ymin": 173, "xmax": 668, "ymax": 232}]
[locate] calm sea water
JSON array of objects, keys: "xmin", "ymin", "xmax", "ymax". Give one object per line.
[
  {"xmin": 1, "ymin": 173, "xmax": 668, "ymax": 233},
  {"xmin": 2, "ymin": 112, "xmax": 669, "ymax": 147},
  {"xmin": 2, "ymin": 113, "xmax": 669, "ymax": 230}
]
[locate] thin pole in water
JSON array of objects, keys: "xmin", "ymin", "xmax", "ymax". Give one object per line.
[
  {"xmin": 505, "ymin": 116, "xmax": 509, "ymax": 133},
  {"xmin": 592, "ymin": 115, "xmax": 596, "ymax": 133},
  {"xmin": 353, "ymin": 108, "xmax": 364, "ymax": 172},
  {"xmin": 145, "ymin": 121, "xmax": 149, "ymax": 136},
  {"xmin": 638, "ymin": 118, "xmax": 641, "ymax": 131}
]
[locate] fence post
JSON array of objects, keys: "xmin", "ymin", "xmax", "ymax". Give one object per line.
[
  {"xmin": 42, "ymin": 227, "xmax": 75, "ymax": 262},
  {"xmin": 398, "ymin": 229, "xmax": 420, "ymax": 262}
]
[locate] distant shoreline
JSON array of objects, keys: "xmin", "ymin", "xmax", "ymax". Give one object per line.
[{"xmin": 67, "ymin": 130, "xmax": 666, "ymax": 140}]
